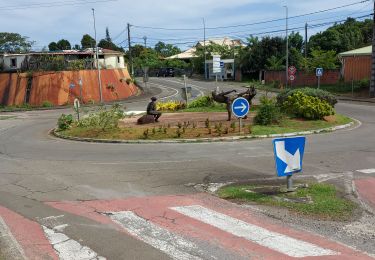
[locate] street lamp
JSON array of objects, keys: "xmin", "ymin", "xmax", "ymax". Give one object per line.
[
  {"xmin": 92, "ymin": 8, "xmax": 103, "ymax": 103},
  {"xmin": 284, "ymin": 5, "xmax": 289, "ymax": 89}
]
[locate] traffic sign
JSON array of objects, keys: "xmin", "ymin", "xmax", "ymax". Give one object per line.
[
  {"xmin": 213, "ymin": 55, "xmax": 221, "ymax": 73},
  {"xmin": 288, "ymin": 66, "xmax": 296, "ymax": 75},
  {"xmin": 316, "ymin": 68, "xmax": 323, "ymax": 77},
  {"xmin": 220, "ymin": 61, "xmax": 224, "ymax": 68},
  {"xmin": 289, "ymin": 75, "xmax": 295, "ymax": 81},
  {"xmin": 69, "ymin": 83, "xmax": 75, "ymax": 89},
  {"xmin": 273, "ymin": 136, "xmax": 306, "ymax": 177},
  {"xmin": 231, "ymin": 97, "xmax": 250, "ymax": 118}
]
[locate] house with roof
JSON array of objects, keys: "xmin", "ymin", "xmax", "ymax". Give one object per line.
[
  {"xmin": 166, "ymin": 37, "xmax": 244, "ymax": 80},
  {"xmin": 339, "ymin": 45, "xmax": 372, "ymax": 82}
]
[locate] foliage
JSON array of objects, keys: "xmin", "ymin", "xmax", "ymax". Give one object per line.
[
  {"xmin": 98, "ymin": 27, "xmax": 123, "ymax": 52},
  {"xmin": 266, "ymin": 56, "xmax": 285, "ymax": 70},
  {"xmin": 76, "ymin": 104, "xmax": 125, "ymax": 131},
  {"xmin": 48, "ymin": 42, "xmax": 59, "ymax": 51},
  {"xmin": 187, "ymin": 96, "xmax": 214, "ymax": 108},
  {"xmin": 282, "ymin": 91, "xmax": 335, "ymax": 120},
  {"xmin": 254, "ymin": 96, "xmax": 281, "ymax": 125},
  {"xmin": 57, "ymin": 39, "xmax": 71, "ymax": 50},
  {"xmin": 0, "ymin": 32, "xmax": 34, "ymax": 53},
  {"xmin": 57, "ymin": 114, "xmax": 73, "ymax": 131},
  {"xmin": 156, "ymin": 100, "xmax": 186, "ymax": 111},
  {"xmin": 68, "ymin": 59, "xmax": 85, "ymax": 70},
  {"xmin": 42, "ymin": 101, "xmax": 54, "ymax": 108},
  {"xmin": 154, "ymin": 41, "xmax": 181, "ymax": 57},
  {"xmin": 303, "ymin": 49, "xmax": 338, "ymax": 71},
  {"xmin": 277, "ymin": 88, "xmax": 337, "ymax": 107},
  {"xmin": 81, "ymin": 34, "xmax": 96, "ymax": 49}
]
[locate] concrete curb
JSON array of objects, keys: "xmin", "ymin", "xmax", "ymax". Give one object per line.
[{"xmin": 51, "ymin": 118, "xmax": 357, "ymax": 144}]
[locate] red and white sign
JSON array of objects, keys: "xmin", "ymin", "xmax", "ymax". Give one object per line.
[
  {"xmin": 289, "ymin": 75, "xmax": 296, "ymax": 81},
  {"xmin": 288, "ymin": 66, "xmax": 297, "ymax": 75}
]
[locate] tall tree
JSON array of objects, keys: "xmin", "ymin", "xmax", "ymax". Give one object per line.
[
  {"xmin": 154, "ymin": 41, "xmax": 181, "ymax": 57},
  {"xmin": 81, "ymin": 34, "xmax": 96, "ymax": 49},
  {"xmin": 105, "ymin": 27, "xmax": 111, "ymax": 42},
  {"xmin": 48, "ymin": 42, "xmax": 59, "ymax": 51},
  {"xmin": 56, "ymin": 39, "xmax": 71, "ymax": 50},
  {"xmin": 0, "ymin": 32, "xmax": 34, "ymax": 53}
]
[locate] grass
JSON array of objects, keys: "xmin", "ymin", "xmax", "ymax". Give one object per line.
[
  {"xmin": 218, "ymin": 183, "xmax": 356, "ymax": 221},
  {"xmin": 0, "ymin": 116, "xmax": 15, "ymax": 120},
  {"xmin": 60, "ymin": 114, "xmax": 352, "ymax": 141}
]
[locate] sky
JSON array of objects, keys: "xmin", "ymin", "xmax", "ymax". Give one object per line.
[{"xmin": 0, "ymin": 0, "xmax": 372, "ymax": 51}]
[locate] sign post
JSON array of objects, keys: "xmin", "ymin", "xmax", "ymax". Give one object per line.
[
  {"xmin": 213, "ymin": 55, "xmax": 221, "ymax": 83},
  {"xmin": 288, "ymin": 66, "xmax": 296, "ymax": 88},
  {"xmin": 231, "ymin": 97, "xmax": 250, "ymax": 134},
  {"xmin": 273, "ymin": 137, "xmax": 306, "ymax": 191},
  {"xmin": 183, "ymin": 75, "xmax": 189, "ymax": 105},
  {"xmin": 74, "ymin": 98, "xmax": 81, "ymax": 121},
  {"xmin": 78, "ymin": 78, "xmax": 83, "ymax": 102},
  {"xmin": 316, "ymin": 68, "xmax": 323, "ymax": 89}
]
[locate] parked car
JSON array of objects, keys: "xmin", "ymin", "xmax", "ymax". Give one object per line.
[{"xmin": 157, "ymin": 68, "xmax": 175, "ymax": 77}]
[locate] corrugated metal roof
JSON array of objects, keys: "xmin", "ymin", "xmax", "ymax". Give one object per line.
[{"xmin": 339, "ymin": 45, "xmax": 372, "ymax": 57}]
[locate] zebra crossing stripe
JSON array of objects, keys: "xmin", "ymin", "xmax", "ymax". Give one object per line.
[
  {"xmin": 171, "ymin": 205, "xmax": 339, "ymax": 258},
  {"xmin": 109, "ymin": 211, "xmax": 208, "ymax": 260}
]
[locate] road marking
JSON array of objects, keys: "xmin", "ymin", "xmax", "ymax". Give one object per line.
[
  {"xmin": 147, "ymin": 82, "xmax": 180, "ymax": 100},
  {"xmin": 357, "ymin": 169, "xmax": 375, "ymax": 174},
  {"xmin": 171, "ymin": 205, "xmax": 338, "ymax": 258},
  {"xmin": 155, "ymin": 78, "xmax": 205, "ymax": 97},
  {"xmin": 0, "ymin": 216, "xmax": 27, "ymax": 260},
  {"xmin": 43, "ymin": 226, "xmax": 105, "ymax": 260},
  {"xmin": 109, "ymin": 211, "xmax": 205, "ymax": 260}
]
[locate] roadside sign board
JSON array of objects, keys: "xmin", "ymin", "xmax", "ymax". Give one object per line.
[
  {"xmin": 289, "ymin": 75, "xmax": 296, "ymax": 81},
  {"xmin": 231, "ymin": 97, "xmax": 250, "ymax": 118},
  {"xmin": 213, "ymin": 55, "xmax": 221, "ymax": 73},
  {"xmin": 69, "ymin": 83, "xmax": 75, "ymax": 89},
  {"xmin": 288, "ymin": 66, "xmax": 296, "ymax": 75},
  {"xmin": 316, "ymin": 68, "xmax": 323, "ymax": 77},
  {"xmin": 273, "ymin": 137, "xmax": 306, "ymax": 177},
  {"xmin": 220, "ymin": 61, "xmax": 224, "ymax": 68}
]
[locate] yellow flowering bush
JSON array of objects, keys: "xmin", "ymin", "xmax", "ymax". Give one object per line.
[{"xmin": 156, "ymin": 100, "xmax": 186, "ymax": 111}]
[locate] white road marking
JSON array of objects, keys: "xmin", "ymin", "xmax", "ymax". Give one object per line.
[
  {"xmin": 357, "ymin": 169, "xmax": 375, "ymax": 174},
  {"xmin": 124, "ymin": 111, "xmax": 145, "ymax": 116},
  {"xmin": 43, "ymin": 226, "xmax": 105, "ymax": 260},
  {"xmin": 147, "ymin": 82, "xmax": 180, "ymax": 100},
  {"xmin": 171, "ymin": 205, "xmax": 339, "ymax": 258},
  {"xmin": 0, "ymin": 216, "xmax": 27, "ymax": 260},
  {"xmin": 155, "ymin": 78, "xmax": 205, "ymax": 97},
  {"xmin": 108, "ymin": 211, "xmax": 204, "ymax": 260}
]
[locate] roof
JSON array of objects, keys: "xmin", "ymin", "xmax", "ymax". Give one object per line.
[
  {"xmin": 339, "ymin": 46, "xmax": 372, "ymax": 57},
  {"xmin": 0, "ymin": 48, "xmax": 124, "ymax": 57},
  {"xmin": 166, "ymin": 37, "xmax": 244, "ymax": 60}
]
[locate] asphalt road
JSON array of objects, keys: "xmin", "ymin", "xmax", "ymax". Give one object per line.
[{"xmin": 0, "ymin": 77, "xmax": 374, "ymax": 259}]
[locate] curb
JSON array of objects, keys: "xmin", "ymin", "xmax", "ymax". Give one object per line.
[{"xmin": 51, "ymin": 118, "xmax": 357, "ymax": 144}]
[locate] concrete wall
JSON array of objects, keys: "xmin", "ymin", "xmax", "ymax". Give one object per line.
[
  {"xmin": 1, "ymin": 55, "xmax": 27, "ymax": 71},
  {"xmin": 0, "ymin": 68, "xmax": 138, "ymax": 106},
  {"xmin": 98, "ymin": 55, "xmax": 125, "ymax": 69},
  {"xmin": 341, "ymin": 56, "xmax": 371, "ymax": 82},
  {"xmin": 264, "ymin": 70, "xmax": 341, "ymax": 86}
]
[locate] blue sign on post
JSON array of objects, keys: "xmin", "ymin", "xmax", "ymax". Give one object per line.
[
  {"xmin": 220, "ymin": 61, "xmax": 224, "ymax": 68},
  {"xmin": 231, "ymin": 97, "xmax": 250, "ymax": 118},
  {"xmin": 316, "ymin": 68, "xmax": 323, "ymax": 77},
  {"xmin": 273, "ymin": 137, "xmax": 306, "ymax": 177}
]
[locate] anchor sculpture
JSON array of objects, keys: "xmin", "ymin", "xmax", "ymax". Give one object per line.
[{"xmin": 212, "ymin": 86, "xmax": 257, "ymax": 121}]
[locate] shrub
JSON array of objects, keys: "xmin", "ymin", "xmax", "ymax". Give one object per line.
[
  {"xmin": 156, "ymin": 100, "xmax": 186, "ymax": 111},
  {"xmin": 42, "ymin": 100, "xmax": 54, "ymax": 108},
  {"xmin": 76, "ymin": 104, "xmax": 124, "ymax": 131},
  {"xmin": 187, "ymin": 96, "xmax": 214, "ymax": 108},
  {"xmin": 277, "ymin": 88, "xmax": 337, "ymax": 107},
  {"xmin": 254, "ymin": 96, "xmax": 281, "ymax": 125},
  {"xmin": 359, "ymin": 78, "xmax": 370, "ymax": 89},
  {"xmin": 57, "ymin": 114, "xmax": 73, "ymax": 131},
  {"xmin": 282, "ymin": 91, "xmax": 335, "ymax": 120}
]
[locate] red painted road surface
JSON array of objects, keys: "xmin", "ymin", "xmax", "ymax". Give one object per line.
[
  {"xmin": 355, "ymin": 177, "xmax": 375, "ymax": 209},
  {"xmin": 46, "ymin": 193, "xmax": 373, "ymax": 260},
  {"xmin": 0, "ymin": 206, "xmax": 58, "ymax": 260}
]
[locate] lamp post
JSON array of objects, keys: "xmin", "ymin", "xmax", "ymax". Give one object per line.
[
  {"xmin": 92, "ymin": 8, "xmax": 103, "ymax": 103},
  {"xmin": 203, "ymin": 18, "xmax": 207, "ymax": 80},
  {"xmin": 284, "ymin": 5, "xmax": 289, "ymax": 89}
]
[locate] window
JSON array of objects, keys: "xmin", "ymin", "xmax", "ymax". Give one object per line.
[
  {"xmin": 10, "ymin": 58, "xmax": 17, "ymax": 68},
  {"xmin": 117, "ymin": 56, "xmax": 120, "ymax": 63}
]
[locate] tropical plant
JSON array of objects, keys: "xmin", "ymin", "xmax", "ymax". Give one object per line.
[
  {"xmin": 57, "ymin": 114, "xmax": 73, "ymax": 130},
  {"xmin": 254, "ymin": 96, "xmax": 281, "ymax": 125}
]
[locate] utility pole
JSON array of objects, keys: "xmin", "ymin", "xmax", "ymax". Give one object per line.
[
  {"xmin": 203, "ymin": 18, "xmax": 207, "ymax": 80},
  {"xmin": 127, "ymin": 23, "xmax": 134, "ymax": 76},
  {"xmin": 92, "ymin": 8, "xmax": 103, "ymax": 103},
  {"xmin": 284, "ymin": 5, "xmax": 289, "ymax": 89},
  {"xmin": 143, "ymin": 36, "xmax": 147, "ymax": 48},
  {"xmin": 370, "ymin": 0, "xmax": 375, "ymax": 97},
  {"xmin": 305, "ymin": 23, "xmax": 308, "ymax": 58}
]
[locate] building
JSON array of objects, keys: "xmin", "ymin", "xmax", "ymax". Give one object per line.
[
  {"xmin": 0, "ymin": 48, "xmax": 126, "ymax": 72},
  {"xmin": 166, "ymin": 37, "xmax": 244, "ymax": 80},
  {"xmin": 339, "ymin": 46, "xmax": 371, "ymax": 82}
]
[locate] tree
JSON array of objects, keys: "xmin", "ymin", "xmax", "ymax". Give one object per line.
[
  {"xmin": 266, "ymin": 56, "xmax": 285, "ymax": 70},
  {"xmin": 0, "ymin": 32, "xmax": 34, "ymax": 53},
  {"xmin": 105, "ymin": 27, "xmax": 111, "ymax": 42},
  {"xmin": 304, "ymin": 49, "xmax": 338, "ymax": 71},
  {"xmin": 48, "ymin": 42, "xmax": 59, "ymax": 51},
  {"xmin": 56, "ymin": 39, "xmax": 71, "ymax": 50},
  {"xmin": 154, "ymin": 41, "xmax": 181, "ymax": 57},
  {"xmin": 81, "ymin": 34, "xmax": 96, "ymax": 49},
  {"xmin": 98, "ymin": 39, "xmax": 122, "ymax": 51}
]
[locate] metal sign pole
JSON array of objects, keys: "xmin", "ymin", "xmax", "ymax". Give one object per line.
[
  {"xmin": 184, "ymin": 75, "xmax": 189, "ymax": 105},
  {"xmin": 287, "ymin": 175, "xmax": 293, "ymax": 192},
  {"xmin": 239, "ymin": 118, "xmax": 242, "ymax": 134},
  {"xmin": 318, "ymin": 76, "xmax": 320, "ymax": 89}
]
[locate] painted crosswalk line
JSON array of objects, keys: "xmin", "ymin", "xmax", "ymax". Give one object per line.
[
  {"xmin": 172, "ymin": 205, "xmax": 337, "ymax": 258},
  {"xmin": 0, "ymin": 216, "xmax": 26, "ymax": 260},
  {"xmin": 47, "ymin": 193, "xmax": 374, "ymax": 259},
  {"xmin": 43, "ymin": 226, "xmax": 105, "ymax": 260}
]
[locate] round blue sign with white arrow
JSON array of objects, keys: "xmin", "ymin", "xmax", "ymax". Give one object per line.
[{"xmin": 231, "ymin": 97, "xmax": 250, "ymax": 118}]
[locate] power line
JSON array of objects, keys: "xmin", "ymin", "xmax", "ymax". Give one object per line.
[
  {"xmin": 0, "ymin": 0, "xmax": 117, "ymax": 11},
  {"xmin": 131, "ymin": 0, "xmax": 369, "ymax": 31}
]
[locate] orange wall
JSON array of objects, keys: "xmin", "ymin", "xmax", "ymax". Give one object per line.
[
  {"xmin": 342, "ymin": 56, "xmax": 371, "ymax": 82},
  {"xmin": 0, "ymin": 69, "xmax": 138, "ymax": 106}
]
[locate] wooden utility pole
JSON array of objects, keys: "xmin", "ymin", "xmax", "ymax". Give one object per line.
[
  {"xmin": 370, "ymin": 1, "xmax": 375, "ymax": 97},
  {"xmin": 127, "ymin": 23, "xmax": 134, "ymax": 76},
  {"xmin": 305, "ymin": 23, "xmax": 308, "ymax": 58}
]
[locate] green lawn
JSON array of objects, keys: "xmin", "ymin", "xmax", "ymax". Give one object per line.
[{"xmin": 218, "ymin": 183, "xmax": 356, "ymax": 221}]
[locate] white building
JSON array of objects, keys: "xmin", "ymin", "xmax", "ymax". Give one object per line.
[{"xmin": 0, "ymin": 53, "xmax": 28, "ymax": 72}]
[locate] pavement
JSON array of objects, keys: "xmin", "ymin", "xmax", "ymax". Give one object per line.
[{"xmin": 0, "ymin": 77, "xmax": 374, "ymax": 259}]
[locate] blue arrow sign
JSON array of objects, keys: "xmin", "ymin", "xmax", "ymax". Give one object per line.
[
  {"xmin": 231, "ymin": 97, "xmax": 250, "ymax": 118},
  {"xmin": 316, "ymin": 68, "xmax": 323, "ymax": 77},
  {"xmin": 273, "ymin": 137, "xmax": 306, "ymax": 177}
]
